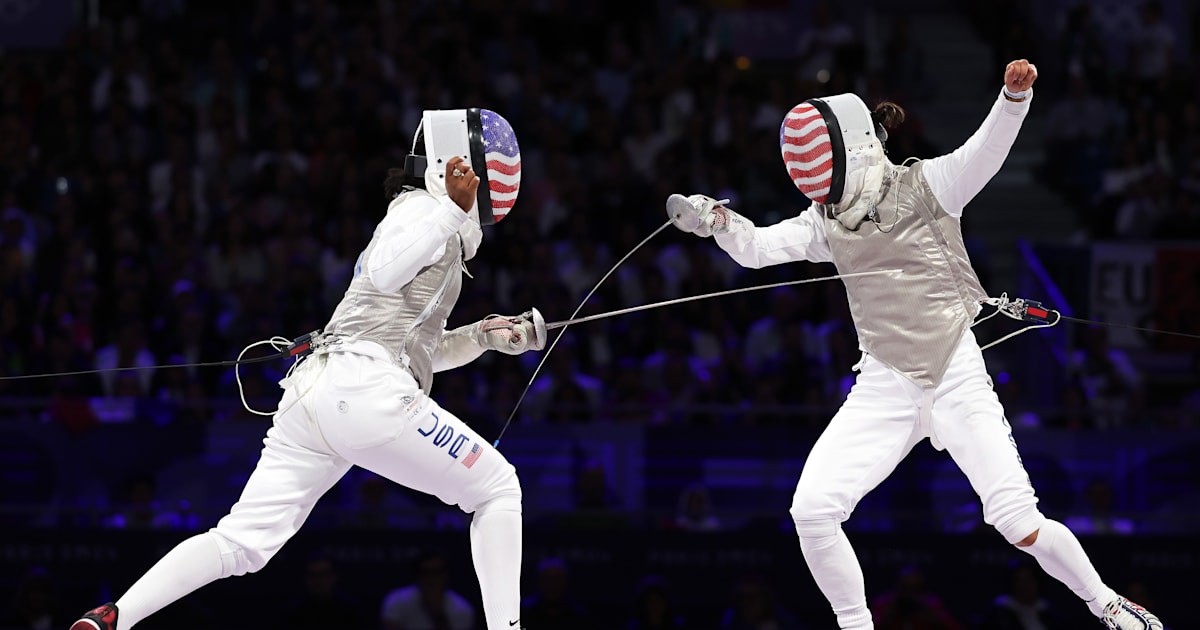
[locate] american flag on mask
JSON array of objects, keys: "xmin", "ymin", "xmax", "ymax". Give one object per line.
[
  {"xmin": 480, "ymin": 109, "xmax": 520, "ymax": 221},
  {"xmin": 462, "ymin": 442, "xmax": 483, "ymax": 469},
  {"xmin": 780, "ymin": 103, "xmax": 834, "ymax": 204}
]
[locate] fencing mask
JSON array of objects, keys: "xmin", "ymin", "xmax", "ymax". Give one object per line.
[
  {"xmin": 780, "ymin": 93, "xmax": 887, "ymax": 229},
  {"xmin": 404, "ymin": 108, "xmax": 522, "ymax": 226}
]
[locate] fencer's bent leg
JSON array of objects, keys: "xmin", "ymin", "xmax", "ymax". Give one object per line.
[
  {"xmin": 790, "ymin": 356, "xmax": 924, "ymax": 629},
  {"xmin": 207, "ymin": 423, "xmax": 351, "ymax": 574},
  {"xmin": 115, "ymin": 382, "xmax": 350, "ymax": 629},
  {"xmin": 471, "ymin": 495, "xmax": 522, "ymax": 627},
  {"xmin": 928, "ymin": 340, "xmax": 1042, "ymax": 543},
  {"xmin": 931, "ymin": 333, "xmax": 1117, "ymax": 617},
  {"xmin": 114, "ymin": 533, "xmax": 222, "ymax": 629},
  {"xmin": 314, "ymin": 352, "xmax": 523, "ymax": 630},
  {"xmin": 1016, "ymin": 520, "xmax": 1119, "ymax": 616}
]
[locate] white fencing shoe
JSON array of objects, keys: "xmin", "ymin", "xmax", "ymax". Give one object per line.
[{"xmin": 1101, "ymin": 596, "xmax": 1163, "ymax": 630}]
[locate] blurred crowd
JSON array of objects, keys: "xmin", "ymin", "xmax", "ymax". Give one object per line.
[
  {"xmin": 2, "ymin": 2, "xmax": 1196, "ymax": 627},
  {"xmin": 0, "ymin": 0, "xmax": 890, "ymax": 429},
  {"xmin": 0, "ymin": 1, "xmax": 1195, "ymax": 427},
  {"xmin": 980, "ymin": 0, "xmax": 1200, "ymax": 431},
  {"xmin": 1033, "ymin": 0, "xmax": 1200, "ymax": 239}
]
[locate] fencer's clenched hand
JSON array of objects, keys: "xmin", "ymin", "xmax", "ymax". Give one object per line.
[
  {"xmin": 475, "ymin": 308, "xmax": 547, "ymax": 355},
  {"xmin": 445, "ymin": 156, "xmax": 480, "ymax": 213},
  {"xmin": 666, "ymin": 193, "xmax": 732, "ymax": 238},
  {"xmin": 1004, "ymin": 59, "xmax": 1038, "ymax": 93}
]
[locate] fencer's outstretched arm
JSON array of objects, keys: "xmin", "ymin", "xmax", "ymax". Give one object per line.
[
  {"xmin": 431, "ymin": 325, "xmax": 487, "ymax": 372},
  {"xmin": 923, "ymin": 59, "xmax": 1037, "ymax": 216},
  {"xmin": 666, "ymin": 193, "xmax": 833, "ymax": 268},
  {"xmin": 367, "ymin": 194, "xmax": 468, "ymax": 293},
  {"xmin": 714, "ymin": 207, "xmax": 834, "ymax": 268},
  {"xmin": 431, "ymin": 309, "xmax": 547, "ymax": 372}
]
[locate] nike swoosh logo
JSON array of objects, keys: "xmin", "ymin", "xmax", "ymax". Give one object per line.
[{"xmin": 508, "ymin": 621, "xmax": 520, "ymax": 627}]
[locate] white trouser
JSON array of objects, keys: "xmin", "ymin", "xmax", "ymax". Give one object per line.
[
  {"xmin": 111, "ymin": 341, "xmax": 523, "ymax": 630},
  {"xmin": 210, "ymin": 342, "xmax": 522, "ymax": 574},
  {"xmin": 791, "ymin": 328, "xmax": 1042, "ymax": 544}
]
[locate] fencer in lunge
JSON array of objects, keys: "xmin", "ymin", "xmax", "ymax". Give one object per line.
[
  {"xmin": 71, "ymin": 109, "xmax": 542, "ymax": 630},
  {"xmin": 667, "ymin": 60, "xmax": 1163, "ymax": 629}
]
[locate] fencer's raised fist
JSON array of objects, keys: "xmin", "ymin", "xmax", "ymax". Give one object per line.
[
  {"xmin": 446, "ymin": 156, "xmax": 480, "ymax": 213},
  {"xmin": 1004, "ymin": 59, "xmax": 1038, "ymax": 93},
  {"xmin": 666, "ymin": 193, "xmax": 732, "ymax": 238},
  {"xmin": 476, "ymin": 308, "xmax": 547, "ymax": 355}
]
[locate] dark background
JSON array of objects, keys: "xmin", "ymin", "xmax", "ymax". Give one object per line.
[{"xmin": 1, "ymin": 0, "xmax": 1198, "ymax": 628}]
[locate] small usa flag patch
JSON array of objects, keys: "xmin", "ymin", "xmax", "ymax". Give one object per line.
[{"xmin": 462, "ymin": 443, "xmax": 482, "ymax": 469}]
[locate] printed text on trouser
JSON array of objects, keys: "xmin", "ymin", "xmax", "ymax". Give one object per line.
[{"xmin": 417, "ymin": 413, "xmax": 483, "ymax": 468}]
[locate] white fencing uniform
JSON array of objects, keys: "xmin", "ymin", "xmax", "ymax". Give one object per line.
[
  {"xmin": 718, "ymin": 91, "xmax": 1037, "ymax": 534},
  {"xmin": 703, "ymin": 89, "xmax": 1134, "ymax": 629},
  {"xmin": 107, "ymin": 189, "xmax": 526, "ymax": 630}
]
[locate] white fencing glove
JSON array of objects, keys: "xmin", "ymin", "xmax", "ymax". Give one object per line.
[
  {"xmin": 433, "ymin": 308, "xmax": 547, "ymax": 372},
  {"xmin": 476, "ymin": 308, "xmax": 547, "ymax": 355},
  {"xmin": 666, "ymin": 193, "xmax": 735, "ymax": 238}
]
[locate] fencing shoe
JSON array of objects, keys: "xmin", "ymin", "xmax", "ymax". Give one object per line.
[
  {"xmin": 1102, "ymin": 596, "xmax": 1163, "ymax": 630},
  {"xmin": 69, "ymin": 602, "xmax": 119, "ymax": 630}
]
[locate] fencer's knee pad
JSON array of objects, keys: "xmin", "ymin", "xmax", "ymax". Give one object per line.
[
  {"xmin": 995, "ymin": 506, "xmax": 1047, "ymax": 545},
  {"xmin": 789, "ymin": 485, "xmax": 842, "ymax": 527},
  {"xmin": 470, "ymin": 461, "xmax": 521, "ymax": 517},
  {"xmin": 473, "ymin": 493, "xmax": 522, "ymax": 520},
  {"xmin": 793, "ymin": 515, "xmax": 840, "ymax": 541},
  {"xmin": 790, "ymin": 481, "xmax": 848, "ymax": 546},
  {"xmin": 208, "ymin": 530, "xmax": 269, "ymax": 577}
]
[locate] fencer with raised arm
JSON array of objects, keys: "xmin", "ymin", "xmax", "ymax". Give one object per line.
[{"xmin": 668, "ymin": 60, "xmax": 1161, "ymax": 630}]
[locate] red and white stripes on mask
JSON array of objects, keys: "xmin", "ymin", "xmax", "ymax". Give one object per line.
[{"xmin": 780, "ymin": 102, "xmax": 834, "ymax": 204}]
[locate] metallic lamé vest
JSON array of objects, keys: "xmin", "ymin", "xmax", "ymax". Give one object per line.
[
  {"xmin": 822, "ymin": 161, "xmax": 986, "ymax": 388},
  {"xmin": 324, "ymin": 190, "xmax": 463, "ymax": 394}
]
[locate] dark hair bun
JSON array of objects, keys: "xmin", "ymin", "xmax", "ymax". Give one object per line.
[{"xmin": 871, "ymin": 101, "xmax": 906, "ymax": 129}]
